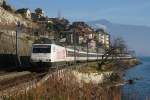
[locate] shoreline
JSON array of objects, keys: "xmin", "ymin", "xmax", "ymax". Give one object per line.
[{"xmin": 67, "ymin": 58, "xmax": 141, "ymax": 88}]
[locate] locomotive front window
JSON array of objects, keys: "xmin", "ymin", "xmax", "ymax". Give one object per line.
[{"xmin": 33, "ymin": 47, "xmax": 51, "ymax": 53}]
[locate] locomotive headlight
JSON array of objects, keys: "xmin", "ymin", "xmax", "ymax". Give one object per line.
[{"xmin": 46, "ymin": 59, "xmax": 51, "ymax": 62}]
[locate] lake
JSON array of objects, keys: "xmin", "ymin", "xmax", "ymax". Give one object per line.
[{"xmin": 122, "ymin": 57, "xmax": 150, "ymax": 100}]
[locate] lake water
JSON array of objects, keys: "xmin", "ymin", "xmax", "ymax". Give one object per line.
[{"xmin": 122, "ymin": 57, "xmax": 150, "ymax": 100}]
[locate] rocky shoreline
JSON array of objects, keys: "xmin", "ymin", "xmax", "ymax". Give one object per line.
[{"xmin": 70, "ymin": 58, "xmax": 140, "ymax": 86}]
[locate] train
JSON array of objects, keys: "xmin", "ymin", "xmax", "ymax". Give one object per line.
[{"xmin": 30, "ymin": 43, "xmax": 132, "ymax": 68}]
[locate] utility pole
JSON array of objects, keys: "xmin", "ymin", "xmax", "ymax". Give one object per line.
[
  {"xmin": 86, "ymin": 38, "xmax": 89, "ymax": 64},
  {"xmin": 73, "ymin": 30, "xmax": 76, "ymax": 65},
  {"xmin": 96, "ymin": 41, "xmax": 98, "ymax": 64},
  {"xmin": 16, "ymin": 21, "xmax": 21, "ymax": 66}
]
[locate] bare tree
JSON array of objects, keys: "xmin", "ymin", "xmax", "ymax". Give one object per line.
[{"xmin": 97, "ymin": 37, "xmax": 128, "ymax": 70}]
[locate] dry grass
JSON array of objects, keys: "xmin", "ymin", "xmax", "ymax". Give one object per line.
[
  {"xmin": 77, "ymin": 62, "xmax": 99, "ymax": 73},
  {"xmin": 1, "ymin": 70, "xmax": 122, "ymax": 100},
  {"xmin": 76, "ymin": 62, "xmax": 117, "ymax": 74}
]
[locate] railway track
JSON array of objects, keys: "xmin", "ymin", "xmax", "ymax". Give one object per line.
[
  {"xmin": 0, "ymin": 71, "xmax": 31, "ymax": 81},
  {"xmin": 0, "ymin": 72, "xmax": 46, "ymax": 91},
  {"xmin": 0, "ymin": 71, "xmax": 48, "ymax": 96}
]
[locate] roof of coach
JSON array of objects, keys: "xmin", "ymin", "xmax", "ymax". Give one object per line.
[{"xmin": 32, "ymin": 43, "xmax": 52, "ymax": 46}]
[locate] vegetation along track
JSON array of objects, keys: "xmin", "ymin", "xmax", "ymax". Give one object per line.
[{"xmin": 0, "ymin": 71, "xmax": 47, "ymax": 92}]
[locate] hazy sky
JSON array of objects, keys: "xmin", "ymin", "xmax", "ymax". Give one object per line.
[
  {"xmin": 7, "ymin": 0, "xmax": 150, "ymax": 26},
  {"xmin": 7, "ymin": 0, "xmax": 150, "ymax": 56}
]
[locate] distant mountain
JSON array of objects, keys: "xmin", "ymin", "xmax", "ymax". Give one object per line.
[{"xmin": 87, "ymin": 19, "xmax": 150, "ymax": 56}]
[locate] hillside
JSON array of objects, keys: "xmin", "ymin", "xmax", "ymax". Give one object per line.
[
  {"xmin": 87, "ymin": 19, "xmax": 150, "ymax": 56},
  {"xmin": 0, "ymin": 7, "xmax": 38, "ymax": 30}
]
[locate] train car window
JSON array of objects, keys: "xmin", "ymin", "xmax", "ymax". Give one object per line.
[
  {"xmin": 33, "ymin": 47, "xmax": 51, "ymax": 53},
  {"xmin": 67, "ymin": 50, "xmax": 102, "ymax": 57},
  {"xmin": 67, "ymin": 51, "xmax": 74, "ymax": 56},
  {"xmin": 88, "ymin": 54, "xmax": 102, "ymax": 57},
  {"xmin": 80, "ymin": 53, "xmax": 87, "ymax": 57}
]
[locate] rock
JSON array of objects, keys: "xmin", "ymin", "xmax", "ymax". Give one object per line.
[
  {"xmin": 0, "ymin": 7, "xmax": 35, "ymax": 28},
  {"xmin": 128, "ymin": 79, "xmax": 134, "ymax": 84},
  {"xmin": 72, "ymin": 71, "xmax": 114, "ymax": 84}
]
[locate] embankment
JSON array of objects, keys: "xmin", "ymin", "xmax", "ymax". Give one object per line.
[{"xmin": 73, "ymin": 58, "xmax": 140, "ymax": 85}]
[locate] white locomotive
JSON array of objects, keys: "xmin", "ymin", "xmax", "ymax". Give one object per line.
[{"xmin": 30, "ymin": 43, "xmax": 132, "ymax": 67}]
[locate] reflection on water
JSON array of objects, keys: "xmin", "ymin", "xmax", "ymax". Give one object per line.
[{"xmin": 122, "ymin": 57, "xmax": 150, "ymax": 100}]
